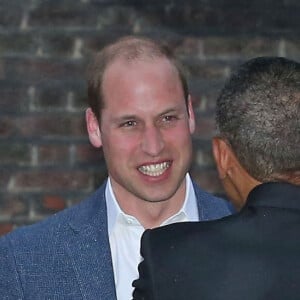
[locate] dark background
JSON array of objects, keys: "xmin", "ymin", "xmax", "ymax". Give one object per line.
[{"xmin": 1, "ymin": 0, "xmax": 299, "ymax": 235}]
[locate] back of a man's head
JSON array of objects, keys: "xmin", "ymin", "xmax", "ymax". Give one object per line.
[{"xmin": 216, "ymin": 57, "xmax": 300, "ymax": 183}]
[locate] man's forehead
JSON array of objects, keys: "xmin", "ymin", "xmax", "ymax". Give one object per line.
[{"xmin": 104, "ymin": 55, "xmax": 177, "ymax": 76}]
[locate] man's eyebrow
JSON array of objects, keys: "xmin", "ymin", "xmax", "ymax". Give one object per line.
[
  {"xmin": 158, "ymin": 105, "xmax": 184, "ymax": 116},
  {"xmin": 112, "ymin": 114, "xmax": 139, "ymax": 122},
  {"xmin": 111, "ymin": 105, "xmax": 184, "ymax": 122}
]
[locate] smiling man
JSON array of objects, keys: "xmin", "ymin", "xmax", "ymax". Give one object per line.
[
  {"xmin": 86, "ymin": 52, "xmax": 196, "ymax": 228},
  {"xmin": 0, "ymin": 36, "xmax": 232, "ymax": 300}
]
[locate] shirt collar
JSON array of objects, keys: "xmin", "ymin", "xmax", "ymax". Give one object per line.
[{"xmin": 106, "ymin": 173, "xmax": 199, "ymax": 235}]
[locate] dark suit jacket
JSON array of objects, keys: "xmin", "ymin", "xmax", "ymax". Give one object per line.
[
  {"xmin": 0, "ymin": 180, "xmax": 231, "ymax": 299},
  {"xmin": 133, "ymin": 182, "xmax": 300, "ymax": 300}
]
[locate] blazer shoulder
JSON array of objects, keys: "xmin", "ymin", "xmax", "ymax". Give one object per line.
[
  {"xmin": 1, "ymin": 182, "xmax": 108, "ymax": 252},
  {"xmin": 192, "ymin": 181, "xmax": 235, "ymax": 220}
]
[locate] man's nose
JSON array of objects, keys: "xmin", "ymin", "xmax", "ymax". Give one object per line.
[{"xmin": 141, "ymin": 126, "xmax": 164, "ymax": 157}]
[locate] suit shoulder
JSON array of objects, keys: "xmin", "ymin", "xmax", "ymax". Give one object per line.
[
  {"xmin": 192, "ymin": 181, "xmax": 235, "ymax": 220},
  {"xmin": 0, "ymin": 183, "xmax": 107, "ymax": 250}
]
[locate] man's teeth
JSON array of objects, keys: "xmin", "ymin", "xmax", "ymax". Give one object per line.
[{"xmin": 139, "ymin": 162, "xmax": 170, "ymax": 177}]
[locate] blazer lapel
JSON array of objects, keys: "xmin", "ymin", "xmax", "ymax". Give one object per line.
[{"xmin": 65, "ymin": 183, "xmax": 117, "ymax": 300}]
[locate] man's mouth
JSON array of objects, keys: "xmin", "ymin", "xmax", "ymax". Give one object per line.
[{"xmin": 138, "ymin": 162, "xmax": 171, "ymax": 177}]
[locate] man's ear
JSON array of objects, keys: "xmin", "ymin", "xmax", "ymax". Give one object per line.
[
  {"xmin": 86, "ymin": 108, "xmax": 102, "ymax": 148},
  {"xmin": 212, "ymin": 137, "xmax": 232, "ymax": 180},
  {"xmin": 213, "ymin": 136, "xmax": 261, "ymax": 209},
  {"xmin": 187, "ymin": 95, "xmax": 196, "ymax": 134}
]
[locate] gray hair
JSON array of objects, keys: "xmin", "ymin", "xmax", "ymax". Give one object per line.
[{"xmin": 216, "ymin": 57, "xmax": 300, "ymax": 182}]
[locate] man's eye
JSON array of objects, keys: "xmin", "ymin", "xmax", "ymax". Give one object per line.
[
  {"xmin": 122, "ymin": 120, "xmax": 137, "ymax": 127},
  {"xmin": 163, "ymin": 115, "xmax": 177, "ymax": 122}
]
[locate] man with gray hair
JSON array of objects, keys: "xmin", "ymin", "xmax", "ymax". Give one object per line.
[{"xmin": 133, "ymin": 56, "xmax": 300, "ymax": 300}]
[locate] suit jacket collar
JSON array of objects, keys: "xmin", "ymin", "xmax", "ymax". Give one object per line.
[
  {"xmin": 62, "ymin": 179, "xmax": 230, "ymax": 299},
  {"xmin": 192, "ymin": 180, "xmax": 234, "ymax": 219},
  {"xmin": 66, "ymin": 181, "xmax": 117, "ymax": 300},
  {"xmin": 246, "ymin": 182, "xmax": 300, "ymax": 211}
]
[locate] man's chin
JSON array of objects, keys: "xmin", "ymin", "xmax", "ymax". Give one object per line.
[{"xmin": 138, "ymin": 189, "xmax": 178, "ymax": 204}]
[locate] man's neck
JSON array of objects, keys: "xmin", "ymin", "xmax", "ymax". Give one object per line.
[{"xmin": 108, "ymin": 177, "xmax": 188, "ymax": 229}]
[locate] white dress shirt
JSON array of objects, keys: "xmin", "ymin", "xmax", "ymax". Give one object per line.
[{"xmin": 106, "ymin": 174, "xmax": 199, "ymax": 300}]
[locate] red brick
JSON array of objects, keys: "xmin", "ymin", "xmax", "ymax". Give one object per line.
[
  {"xmin": 74, "ymin": 144, "xmax": 103, "ymax": 165},
  {"xmin": 5, "ymin": 57, "xmax": 84, "ymax": 83},
  {"xmin": 66, "ymin": 196, "xmax": 86, "ymax": 207},
  {"xmin": 72, "ymin": 86, "xmax": 87, "ymax": 111},
  {"xmin": 16, "ymin": 114, "xmax": 86, "ymax": 137},
  {"xmin": 0, "ymin": 170, "xmax": 12, "ymax": 190},
  {"xmin": 0, "ymin": 194, "xmax": 27, "ymax": 217},
  {"xmin": 12, "ymin": 170, "xmax": 92, "ymax": 191},
  {"xmin": 174, "ymin": 37, "xmax": 204, "ymax": 58},
  {"xmin": 203, "ymin": 37, "xmax": 279, "ymax": 59},
  {"xmin": 0, "ymin": 117, "xmax": 16, "ymax": 138},
  {"xmin": 0, "ymin": 32, "xmax": 36, "ymax": 55},
  {"xmin": 38, "ymin": 144, "xmax": 70, "ymax": 165},
  {"xmin": 0, "ymin": 84, "xmax": 29, "ymax": 112},
  {"xmin": 0, "ymin": 1, "xmax": 24, "ymax": 27},
  {"xmin": 43, "ymin": 195, "xmax": 66, "ymax": 211},
  {"xmin": 186, "ymin": 61, "xmax": 228, "ymax": 79},
  {"xmin": 0, "ymin": 224, "xmax": 14, "ymax": 236},
  {"xmin": 81, "ymin": 33, "xmax": 122, "ymax": 57},
  {"xmin": 29, "ymin": 1, "xmax": 97, "ymax": 27},
  {"xmin": 194, "ymin": 115, "xmax": 216, "ymax": 139},
  {"xmin": 33, "ymin": 85, "xmax": 68, "ymax": 111},
  {"xmin": 41, "ymin": 34, "xmax": 74, "ymax": 57},
  {"xmin": 0, "ymin": 143, "xmax": 31, "ymax": 165}
]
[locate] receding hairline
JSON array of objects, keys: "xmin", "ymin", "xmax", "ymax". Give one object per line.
[
  {"xmin": 94, "ymin": 36, "xmax": 173, "ymax": 71},
  {"xmin": 87, "ymin": 36, "xmax": 189, "ymax": 122},
  {"xmin": 101, "ymin": 55, "xmax": 186, "ymax": 110}
]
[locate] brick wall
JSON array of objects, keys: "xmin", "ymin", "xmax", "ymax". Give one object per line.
[{"xmin": 1, "ymin": 0, "xmax": 299, "ymax": 235}]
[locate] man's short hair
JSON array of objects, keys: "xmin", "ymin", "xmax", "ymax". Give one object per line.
[
  {"xmin": 216, "ymin": 57, "xmax": 300, "ymax": 182},
  {"xmin": 87, "ymin": 36, "xmax": 189, "ymax": 123}
]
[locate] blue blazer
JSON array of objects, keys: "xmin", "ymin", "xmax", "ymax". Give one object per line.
[{"xmin": 0, "ymin": 180, "xmax": 232, "ymax": 299}]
